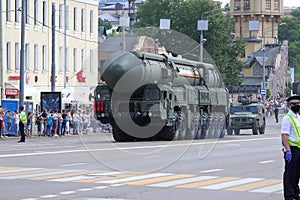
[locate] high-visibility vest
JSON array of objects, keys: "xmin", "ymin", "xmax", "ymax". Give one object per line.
[
  {"xmin": 286, "ymin": 113, "xmax": 300, "ymax": 148},
  {"xmin": 20, "ymin": 111, "xmax": 27, "ymax": 124}
]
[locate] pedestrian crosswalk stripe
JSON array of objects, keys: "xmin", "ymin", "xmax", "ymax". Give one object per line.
[
  {"xmin": 249, "ymin": 183, "xmax": 283, "ymax": 193},
  {"xmin": 0, "ymin": 167, "xmax": 41, "ymax": 175},
  {"xmin": 176, "ymin": 177, "xmax": 239, "ymax": 188},
  {"xmin": 74, "ymin": 172, "xmax": 147, "ymax": 183},
  {"xmin": 48, "ymin": 171, "xmax": 122, "ymax": 182},
  {"xmin": 0, "ymin": 168, "xmax": 46, "ymax": 177},
  {"xmin": 0, "ymin": 169, "xmax": 60, "ymax": 179},
  {"xmin": 123, "ymin": 174, "xmax": 194, "ymax": 186},
  {"xmin": 199, "ymin": 178, "xmax": 264, "ymax": 190},
  {"xmin": 31, "ymin": 170, "xmax": 99, "ymax": 181},
  {"xmin": 226, "ymin": 179, "xmax": 282, "ymax": 192},
  {"xmin": 96, "ymin": 173, "xmax": 172, "ymax": 184},
  {"xmin": 149, "ymin": 176, "xmax": 218, "ymax": 187}
]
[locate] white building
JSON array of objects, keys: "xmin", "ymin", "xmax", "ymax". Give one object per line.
[{"xmin": 0, "ymin": 0, "xmax": 98, "ymax": 106}]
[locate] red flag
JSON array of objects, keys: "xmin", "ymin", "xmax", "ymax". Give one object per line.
[{"xmin": 76, "ymin": 69, "xmax": 86, "ymax": 82}]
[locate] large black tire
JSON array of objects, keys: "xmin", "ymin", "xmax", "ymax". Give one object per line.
[
  {"xmin": 186, "ymin": 113, "xmax": 199, "ymax": 140},
  {"xmin": 227, "ymin": 127, "xmax": 233, "ymax": 135},
  {"xmin": 259, "ymin": 121, "xmax": 266, "ymax": 134},
  {"xmin": 112, "ymin": 123, "xmax": 134, "ymax": 142},
  {"xmin": 162, "ymin": 126, "xmax": 175, "ymax": 141},
  {"xmin": 252, "ymin": 121, "xmax": 259, "ymax": 135},
  {"xmin": 199, "ymin": 113, "xmax": 209, "ymax": 139},
  {"xmin": 234, "ymin": 128, "xmax": 240, "ymax": 135}
]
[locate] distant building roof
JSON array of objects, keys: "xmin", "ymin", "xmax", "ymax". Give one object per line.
[
  {"xmin": 99, "ymin": 35, "xmax": 139, "ymax": 52},
  {"xmin": 99, "ymin": 13, "xmax": 119, "ymax": 23},
  {"xmin": 241, "ymin": 77, "xmax": 262, "ymax": 86},
  {"xmin": 245, "ymin": 44, "xmax": 280, "ymax": 67}
]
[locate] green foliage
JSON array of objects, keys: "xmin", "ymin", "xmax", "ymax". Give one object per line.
[
  {"xmin": 98, "ymin": 18, "xmax": 112, "ymax": 30},
  {"xmin": 266, "ymin": 88, "xmax": 271, "ymax": 99},
  {"xmin": 134, "ymin": 0, "xmax": 245, "ymax": 87}
]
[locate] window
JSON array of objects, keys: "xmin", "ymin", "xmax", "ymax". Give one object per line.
[
  {"xmin": 6, "ymin": 0, "xmax": 11, "ymax": 22},
  {"xmin": 66, "ymin": 6, "xmax": 69, "ymax": 30},
  {"xmin": 81, "ymin": 8, "xmax": 85, "ymax": 32},
  {"xmin": 15, "ymin": 0, "xmax": 20, "ymax": 23},
  {"xmin": 66, "ymin": 48, "xmax": 69, "ymax": 71},
  {"xmin": 234, "ymin": 0, "xmax": 241, "ymax": 10},
  {"xmin": 244, "ymin": 0, "xmax": 250, "ymax": 10},
  {"xmin": 34, "ymin": 44, "xmax": 38, "ymax": 71},
  {"xmin": 25, "ymin": 43, "xmax": 29, "ymax": 70},
  {"xmin": 265, "ymin": 0, "xmax": 271, "ymax": 10},
  {"xmin": 74, "ymin": 7, "xmax": 77, "ymax": 31},
  {"xmin": 25, "ymin": 0, "xmax": 29, "ymax": 24},
  {"xmin": 90, "ymin": 49, "xmax": 93, "ymax": 73},
  {"xmin": 42, "ymin": 45, "xmax": 47, "ymax": 71},
  {"xmin": 43, "ymin": 1, "xmax": 47, "ymax": 26},
  {"xmin": 59, "ymin": 47, "xmax": 63, "ymax": 72},
  {"xmin": 59, "ymin": 4, "xmax": 63, "ymax": 29},
  {"xmin": 73, "ymin": 48, "xmax": 77, "ymax": 72},
  {"xmin": 34, "ymin": 0, "xmax": 38, "ymax": 25},
  {"xmin": 81, "ymin": 49, "xmax": 85, "ymax": 70},
  {"xmin": 90, "ymin": 10, "xmax": 94, "ymax": 33},
  {"xmin": 274, "ymin": 0, "xmax": 280, "ymax": 10},
  {"xmin": 15, "ymin": 43, "xmax": 20, "ymax": 70},
  {"xmin": 7, "ymin": 42, "xmax": 11, "ymax": 71}
]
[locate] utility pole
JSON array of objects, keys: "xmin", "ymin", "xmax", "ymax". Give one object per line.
[
  {"xmin": 0, "ymin": 0, "xmax": 3, "ymax": 100},
  {"xmin": 19, "ymin": 0, "xmax": 26, "ymax": 107},
  {"xmin": 51, "ymin": 3, "xmax": 56, "ymax": 92},
  {"xmin": 63, "ymin": 0, "xmax": 67, "ymax": 89}
]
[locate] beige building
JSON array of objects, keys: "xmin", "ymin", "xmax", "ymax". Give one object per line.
[
  {"xmin": 0, "ymin": 0, "xmax": 98, "ymax": 106},
  {"xmin": 230, "ymin": 0, "xmax": 283, "ymax": 58}
]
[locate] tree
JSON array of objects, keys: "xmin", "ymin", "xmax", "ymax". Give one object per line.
[
  {"xmin": 134, "ymin": 0, "xmax": 245, "ymax": 86},
  {"xmin": 98, "ymin": 18, "xmax": 112, "ymax": 30}
]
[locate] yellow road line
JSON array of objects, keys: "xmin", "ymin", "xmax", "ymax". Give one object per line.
[
  {"xmin": 226, "ymin": 179, "xmax": 282, "ymax": 191},
  {"xmin": 123, "ymin": 174, "xmax": 194, "ymax": 186},
  {"xmin": 0, "ymin": 168, "xmax": 54, "ymax": 177},
  {"xmin": 31, "ymin": 170, "xmax": 105, "ymax": 181},
  {"xmin": 176, "ymin": 177, "xmax": 239, "ymax": 188},
  {"xmin": 74, "ymin": 172, "xmax": 147, "ymax": 183},
  {"xmin": 0, "ymin": 167, "xmax": 19, "ymax": 171}
]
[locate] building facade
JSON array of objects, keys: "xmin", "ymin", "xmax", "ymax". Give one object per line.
[
  {"xmin": 0, "ymin": 0, "xmax": 98, "ymax": 106},
  {"xmin": 230, "ymin": 0, "xmax": 284, "ymax": 58}
]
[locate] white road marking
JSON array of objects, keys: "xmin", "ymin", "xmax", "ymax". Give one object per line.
[
  {"xmin": 0, "ymin": 168, "xmax": 42, "ymax": 174},
  {"xmin": 21, "ymin": 199, "xmax": 38, "ymax": 200},
  {"xmin": 199, "ymin": 178, "xmax": 264, "ymax": 190},
  {"xmin": 249, "ymin": 183, "xmax": 283, "ymax": 193},
  {"xmin": 97, "ymin": 173, "xmax": 172, "ymax": 184},
  {"xmin": 78, "ymin": 188, "xmax": 94, "ymax": 192},
  {"xmin": 0, "ymin": 137, "xmax": 279, "ymax": 158},
  {"xmin": 48, "ymin": 171, "xmax": 124, "ymax": 182},
  {"xmin": 40, "ymin": 195, "xmax": 58, "ymax": 198},
  {"xmin": 94, "ymin": 186, "xmax": 109, "ymax": 189},
  {"xmin": 60, "ymin": 163, "xmax": 88, "ymax": 167},
  {"xmin": 149, "ymin": 176, "xmax": 218, "ymax": 187},
  {"xmin": 60, "ymin": 191, "xmax": 77, "ymax": 195},
  {"xmin": 1, "ymin": 170, "xmax": 80, "ymax": 179},
  {"xmin": 259, "ymin": 160, "xmax": 275, "ymax": 164},
  {"xmin": 200, "ymin": 169, "xmax": 223, "ymax": 173}
]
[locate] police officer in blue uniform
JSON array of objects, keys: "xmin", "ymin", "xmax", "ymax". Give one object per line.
[{"xmin": 281, "ymin": 95, "xmax": 300, "ymax": 200}]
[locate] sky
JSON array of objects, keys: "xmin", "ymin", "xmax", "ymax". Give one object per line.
[{"xmin": 220, "ymin": 0, "xmax": 300, "ymax": 8}]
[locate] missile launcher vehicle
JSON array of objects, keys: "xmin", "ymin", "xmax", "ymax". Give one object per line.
[{"xmin": 94, "ymin": 51, "xmax": 230, "ymax": 142}]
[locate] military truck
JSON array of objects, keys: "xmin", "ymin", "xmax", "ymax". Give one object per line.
[
  {"xmin": 227, "ymin": 95, "xmax": 266, "ymax": 135},
  {"xmin": 94, "ymin": 50, "xmax": 230, "ymax": 142}
]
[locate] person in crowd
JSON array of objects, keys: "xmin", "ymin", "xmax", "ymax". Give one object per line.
[
  {"xmin": 45, "ymin": 112, "xmax": 54, "ymax": 137},
  {"xmin": 52, "ymin": 110, "xmax": 59, "ymax": 137},
  {"xmin": 13, "ymin": 110, "xmax": 19, "ymax": 136},
  {"xmin": 0, "ymin": 106, "xmax": 4, "ymax": 139},
  {"xmin": 72, "ymin": 110, "xmax": 80, "ymax": 135},
  {"xmin": 18, "ymin": 106, "xmax": 26, "ymax": 143},
  {"xmin": 26, "ymin": 112, "xmax": 33, "ymax": 137},
  {"xmin": 82, "ymin": 111, "xmax": 90, "ymax": 134},
  {"xmin": 4, "ymin": 110, "xmax": 13, "ymax": 135},
  {"xmin": 57, "ymin": 110, "xmax": 63, "ymax": 137}
]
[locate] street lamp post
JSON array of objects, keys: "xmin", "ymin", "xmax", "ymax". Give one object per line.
[{"xmin": 198, "ymin": 9, "xmax": 221, "ymax": 62}]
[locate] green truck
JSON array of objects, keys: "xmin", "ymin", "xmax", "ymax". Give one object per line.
[{"xmin": 227, "ymin": 96, "xmax": 266, "ymax": 135}]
